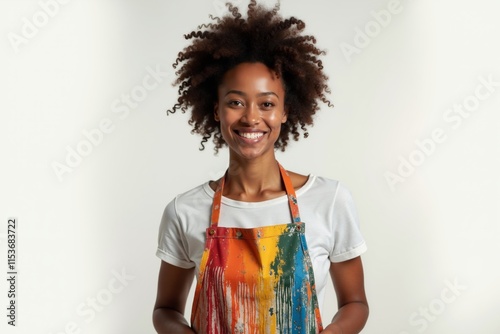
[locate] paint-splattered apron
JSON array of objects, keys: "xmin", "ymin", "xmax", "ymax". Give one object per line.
[{"xmin": 191, "ymin": 163, "xmax": 323, "ymax": 333}]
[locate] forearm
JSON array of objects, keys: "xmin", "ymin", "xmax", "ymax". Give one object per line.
[
  {"xmin": 322, "ymin": 301, "xmax": 369, "ymax": 334},
  {"xmin": 153, "ymin": 308, "xmax": 195, "ymax": 334}
]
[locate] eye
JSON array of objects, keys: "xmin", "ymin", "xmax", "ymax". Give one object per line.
[
  {"xmin": 262, "ymin": 102, "xmax": 275, "ymax": 109},
  {"xmin": 227, "ymin": 100, "xmax": 243, "ymax": 107}
]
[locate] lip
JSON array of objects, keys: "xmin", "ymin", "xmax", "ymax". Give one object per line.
[{"xmin": 234, "ymin": 129, "xmax": 267, "ymax": 144}]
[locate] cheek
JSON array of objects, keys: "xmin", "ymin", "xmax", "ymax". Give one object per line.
[
  {"xmin": 268, "ymin": 112, "xmax": 286, "ymax": 127},
  {"xmin": 220, "ymin": 114, "xmax": 237, "ymax": 128},
  {"xmin": 218, "ymin": 114, "xmax": 238, "ymax": 138}
]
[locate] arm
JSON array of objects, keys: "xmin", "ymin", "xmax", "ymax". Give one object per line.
[
  {"xmin": 152, "ymin": 260, "xmax": 196, "ymax": 334},
  {"xmin": 321, "ymin": 256, "xmax": 369, "ymax": 334}
]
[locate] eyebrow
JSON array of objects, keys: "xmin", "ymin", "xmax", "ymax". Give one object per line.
[{"xmin": 224, "ymin": 90, "xmax": 279, "ymax": 98}]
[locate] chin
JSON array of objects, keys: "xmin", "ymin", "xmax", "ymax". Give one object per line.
[{"xmin": 231, "ymin": 147, "xmax": 270, "ymax": 161}]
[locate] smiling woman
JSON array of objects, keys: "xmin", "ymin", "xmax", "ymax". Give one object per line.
[
  {"xmin": 165, "ymin": 0, "xmax": 331, "ymax": 153},
  {"xmin": 153, "ymin": 1, "xmax": 368, "ymax": 333}
]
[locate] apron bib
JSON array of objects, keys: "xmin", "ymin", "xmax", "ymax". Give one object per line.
[{"xmin": 191, "ymin": 163, "xmax": 323, "ymax": 333}]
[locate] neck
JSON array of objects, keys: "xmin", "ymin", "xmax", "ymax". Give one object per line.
[{"xmin": 224, "ymin": 152, "xmax": 283, "ymax": 201}]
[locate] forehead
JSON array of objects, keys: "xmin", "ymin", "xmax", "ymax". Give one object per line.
[{"xmin": 218, "ymin": 62, "xmax": 284, "ymax": 93}]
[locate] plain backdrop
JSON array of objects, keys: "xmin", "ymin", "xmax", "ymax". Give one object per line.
[{"xmin": 1, "ymin": 0, "xmax": 499, "ymax": 333}]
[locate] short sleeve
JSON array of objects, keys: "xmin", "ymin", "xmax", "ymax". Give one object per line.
[
  {"xmin": 330, "ymin": 183, "xmax": 367, "ymax": 262},
  {"xmin": 156, "ymin": 198, "xmax": 196, "ymax": 269}
]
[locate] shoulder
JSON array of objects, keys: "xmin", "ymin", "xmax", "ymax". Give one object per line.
[
  {"xmin": 297, "ymin": 174, "xmax": 356, "ymax": 207},
  {"xmin": 286, "ymin": 170, "xmax": 311, "ymax": 191},
  {"xmin": 160, "ymin": 182, "xmax": 213, "ymax": 231},
  {"xmin": 165, "ymin": 182, "xmax": 213, "ymax": 213},
  {"xmin": 287, "ymin": 170, "xmax": 342, "ymax": 195},
  {"xmin": 176, "ymin": 182, "xmax": 211, "ymax": 200}
]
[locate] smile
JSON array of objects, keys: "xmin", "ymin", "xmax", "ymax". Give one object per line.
[{"xmin": 238, "ymin": 132, "xmax": 264, "ymax": 139}]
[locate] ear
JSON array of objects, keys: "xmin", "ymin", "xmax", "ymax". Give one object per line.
[
  {"xmin": 281, "ymin": 108, "xmax": 287, "ymax": 123},
  {"xmin": 214, "ymin": 102, "xmax": 220, "ymax": 122}
]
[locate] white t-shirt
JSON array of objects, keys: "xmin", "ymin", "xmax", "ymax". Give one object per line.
[{"xmin": 156, "ymin": 174, "xmax": 367, "ymax": 311}]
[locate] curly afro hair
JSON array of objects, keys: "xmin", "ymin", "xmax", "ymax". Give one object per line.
[{"xmin": 167, "ymin": 0, "xmax": 332, "ymax": 152}]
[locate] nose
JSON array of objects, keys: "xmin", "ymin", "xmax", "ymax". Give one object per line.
[{"xmin": 241, "ymin": 103, "xmax": 260, "ymax": 125}]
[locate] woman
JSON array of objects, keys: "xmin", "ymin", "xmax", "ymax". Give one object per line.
[{"xmin": 153, "ymin": 1, "xmax": 368, "ymax": 333}]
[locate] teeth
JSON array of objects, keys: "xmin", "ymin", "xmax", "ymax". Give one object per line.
[{"xmin": 239, "ymin": 132, "xmax": 264, "ymax": 139}]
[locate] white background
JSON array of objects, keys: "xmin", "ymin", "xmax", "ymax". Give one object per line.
[{"xmin": 1, "ymin": 0, "xmax": 499, "ymax": 333}]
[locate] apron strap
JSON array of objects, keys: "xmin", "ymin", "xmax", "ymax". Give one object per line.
[
  {"xmin": 210, "ymin": 162, "xmax": 301, "ymax": 227},
  {"xmin": 278, "ymin": 163, "xmax": 301, "ymax": 223}
]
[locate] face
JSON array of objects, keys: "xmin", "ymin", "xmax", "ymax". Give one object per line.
[{"xmin": 214, "ymin": 62, "xmax": 287, "ymax": 161}]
